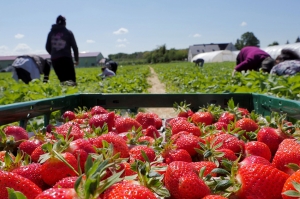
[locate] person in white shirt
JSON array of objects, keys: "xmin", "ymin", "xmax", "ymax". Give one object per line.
[{"xmin": 98, "ymin": 66, "xmax": 115, "ymax": 79}]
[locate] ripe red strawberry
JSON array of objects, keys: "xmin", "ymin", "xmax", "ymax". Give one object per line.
[
  {"xmin": 53, "ymin": 176, "xmax": 78, "ymax": 188},
  {"xmin": 12, "ymin": 162, "xmax": 48, "ymax": 190},
  {"xmin": 166, "ymin": 117, "xmax": 187, "ymax": 128},
  {"xmin": 129, "ymin": 145, "xmax": 156, "ymax": 162},
  {"xmin": 234, "ymin": 163, "xmax": 289, "ymax": 199},
  {"xmin": 171, "ymin": 131, "xmax": 205, "ymax": 156},
  {"xmin": 245, "ymin": 141, "xmax": 272, "ymax": 161},
  {"xmin": 138, "ymin": 136, "xmax": 155, "ymax": 145},
  {"xmin": 191, "ymin": 111, "xmax": 214, "ymax": 126},
  {"xmin": 62, "ymin": 111, "xmax": 76, "ymax": 122},
  {"xmin": 115, "ymin": 117, "xmax": 142, "ymax": 133},
  {"xmin": 213, "ymin": 121, "xmax": 228, "ymax": 130},
  {"xmin": 238, "ymin": 107, "xmax": 250, "ymax": 116},
  {"xmin": 66, "ymin": 138, "xmax": 96, "ymax": 172},
  {"xmin": 235, "ymin": 118, "xmax": 259, "ymax": 133},
  {"xmin": 257, "ymin": 126, "xmax": 287, "ymax": 155},
  {"xmin": 103, "ymin": 181, "xmax": 157, "ymax": 199},
  {"xmin": 19, "ymin": 138, "xmax": 44, "ymax": 156},
  {"xmin": 203, "ymin": 195, "xmax": 228, "ymax": 199},
  {"xmin": 239, "ymin": 155, "xmax": 271, "ymax": 167},
  {"xmin": 163, "ymin": 148, "xmax": 192, "ymax": 164},
  {"xmin": 88, "ymin": 112, "xmax": 115, "ymax": 131},
  {"xmin": 218, "ymin": 111, "xmax": 235, "ymax": 124},
  {"xmin": 122, "ymin": 162, "xmax": 137, "ymax": 176},
  {"xmin": 164, "ymin": 161, "xmax": 210, "ymax": 199},
  {"xmin": 31, "ymin": 144, "xmax": 46, "ymax": 163},
  {"xmin": 40, "ymin": 152, "xmax": 78, "ymax": 186},
  {"xmin": 3, "ymin": 125, "xmax": 29, "ymax": 141},
  {"xmin": 272, "ymin": 139, "xmax": 300, "ymax": 175},
  {"xmin": 0, "ymin": 170, "xmax": 42, "ymax": 199},
  {"xmin": 216, "ymin": 148, "xmax": 238, "ymax": 162},
  {"xmin": 147, "ymin": 112, "xmax": 163, "ymax": 129},
  {"xmin": 35, "ymin": 188, "xmax": 79, "ymax": 199},
  {"xmin": 282, "ymin": 169, "xmax": 300, "ymax": 199},
  {"xmin": 144, "ymin": 125, "xmax": 160, "ymax": 138},
  {"xmin": 90, "ymin": 105, "xmax": 108, "ymax": 115},
  {"xmin": 171, "ymin": 119, "xmax": 201, "ymax": 136},
  {"xmin": 189, "ymin": 161, "xmax": 218, "ymax": 177},
  {"xmin": 212, "ymin": 133, "xmax": 245, "ymax": 154},
  {"xmin": 135, "ymin": 112, "xmax": 156, "ymax": 129},
  {"xmin": 55, "ymin": 122, "xmax": 84, "ymax": 140},
  {"xmin": 91, "ymin": 133, "xmax": 129, "ymax": 158}
]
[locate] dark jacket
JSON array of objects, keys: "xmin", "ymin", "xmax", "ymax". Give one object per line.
[
  {"xmin": 235, "ymin": 46, "xmax": 270, "ymax": 72},
  {"xmin": 45, "ymin": 24, "xmax": 79, "ymax": 62}
]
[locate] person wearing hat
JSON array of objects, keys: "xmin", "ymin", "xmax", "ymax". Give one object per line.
[
  {"xmin": 98, "ymin": 65, "xmax": 115, "ymax": 79},
  {"xmin": 45, "ymin": 15, "xmax": 79, "ymax": 85},
  {"xmin": 105, "ymin": 60, "xmax": 118, "ymax": 74},
  {"xmin": 232, "ymin": 46, "xmax": 272, "ymax": 76}
]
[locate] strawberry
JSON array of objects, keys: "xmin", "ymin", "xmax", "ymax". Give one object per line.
[
  {"xmin": 238, "ymin": 107, "xmax": 250, "ymax": 116},
  {"xmin": 164, "ymin": 161, "xmax": 210, "ymax": 199},
  {"xmin": 171, "ymin": 119, "xmax": 201, "ymax": 136},
  {"xmin": 191, "ymin": 111, "xmax": 214, "ymax": 126},
  {"xmin": 147, "ymin": 112, "xmax": 163, "ymax": 129},
  {"xmin": 19, "ymin": 138, "xmax": 44, "ymax": 156},
  {"xmin": 138, "ymin": 136, "xmax": 155, "ymax": 145},
  {"xmin": 189, "ymin": 161, "xmax": 218, "ymax": 177},
  {"xmin": 272, "ymin": 138, "xmax": 300, "ymax": 175},
  {"xmin": 129, "ymin": 145, "xmax": 156, "ymax": 162},
  {"xmin": 218, "ymin": 111, "xmax": 235, "ymax": 124},
  {"xmin": 245, "ymin": 141, "xmax": 272, "ymax": 161},
  {"xmin": 257, "ymin": 126, "xmax": 287, "ymax": 155},
  {"xmin": 213, "ymin": 121, "xmax": 228, "ymax": 130},
  {"xmin": 135, "ymin": 112, "xmax": 156, "ymax": 129},
  {"xmin": 40, "ymin": 151, "xmax": 78, "ymax": 186},
  {"xmin": 239, "ymin": 155, "xmax": 271, "ymax": 167},
  {"xmin": 35, "ymin": 188, "xmax": 79, "ymax": 199},
  {"xmin": 88, "ymin": 112, "xmax": 115, "ymax": 131},
  {"xmin": 0, "ymin": 170, "xmax": 42, "ymax": 199},
  {"xmin": 282, "ymin": 169, "xmax": 300, "ymax": 199},
  {"xmin": 212, "ymin": 133, "xmax": 245, "ymax": 154},
  {"xmin": 173, "ymin": 101, "xmax": 194, "ymax": 118},
  {"xmin": 216, "ymin": 148, "xmax": 238, "ymax": 162},
  {"xmin": 90, "ymin": 105, "xmax": 108, "ymax": 115},
  {"xmin": 62, "ymin": 110, "xmax": 76, "ymax": 122},
  {"xmin": 103, "ymin": 181, "xmax": 157, "ymax": 199},
  {"xmin": 235, "ymin": 117, "xmax": 259, "ymax": 133},
  {"xmin": 202, "ymin": 195, "xmax": 228, "ymax": 199},
  {"xmin": 31, "ymin": 144, "xmax": 46, "ymax": 163},
  {"xmin": 53, "ymin": 176, "xmax": 78, "ymax": 188},
  {"xmin": 234, "ymin": 163, "xmax": 289, "ymax": 199},
  {"xmin": 91, "ymin": 133, "xmax": 129, "ymax": 158},
  {"xmin": 115, "ymin": 117, "xmax": 142, "ymax": 133},
  {"xmin": 12, "ymin": 162, "xmax": 48, "ymax": 190},
  {"xmin": 171, "ymin": 131, "xmax": 205, "ymax": 156},
  {"xmin": 3, "ymin": 125, "xmax": 29, "ymax": 141},
  {"xmin": 55, "ymin": 122, "xmax": 84, "ymax": 140},
  {"xmin": 144, "ymin": 125, "xmax": 160, "ymax": 138},
  {"xmin": 166, "ymin": 117, "xmax": 187, "ymax": 128},
  {"xmin": 163, "ymin": 148, "xmax": 192, "ymax": 164}
]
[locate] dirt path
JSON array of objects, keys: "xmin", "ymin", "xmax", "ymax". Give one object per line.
[{"xmin": 144, "ymin": 67, "xmax": 177, "ymax": 119}]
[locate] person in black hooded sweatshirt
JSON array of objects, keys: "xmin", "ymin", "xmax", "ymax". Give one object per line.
[{"xmin": 46, "ymin": 15, "xmax": 79, "ymax": 85}]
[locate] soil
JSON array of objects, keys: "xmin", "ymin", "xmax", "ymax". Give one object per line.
[{"xmin": 144, "ymin": 67, "xmax": 177, "ymax": 119}]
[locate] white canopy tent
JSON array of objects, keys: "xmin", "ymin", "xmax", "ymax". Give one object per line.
[
  {"xmin": 261, "ymin": 43, "xmax": 300, "ymax": 59},
  {"xmin": 191, "ymin": 50, "xmax": 238, "ymax": 63}
]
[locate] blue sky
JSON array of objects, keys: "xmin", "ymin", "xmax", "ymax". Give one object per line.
[{"xmin": 1, "ymin": 1, "xmax": 299, "ymax": 58}]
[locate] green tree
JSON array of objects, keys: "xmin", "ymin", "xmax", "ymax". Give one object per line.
[
  {"xmin": 286, "ymin": 40, "xmax": 290, "ymax": 44},
  {"xmin": 295, "ymin": 36, "xmax": 300, "ymax": 43},
  {"xmin": 268, "ymin": 41, "xmax": 279, "ymax": 46},
  {"xmin": 234, "ymin": 32, "xmax": 260, "ymax": 50}
]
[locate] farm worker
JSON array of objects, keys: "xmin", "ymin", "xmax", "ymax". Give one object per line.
[
  {"xmin": 11, "ymin": 55, "xmax": 51, "ymax": 84},
  {"xmin": 98, "ymin": 65, "xmax": 115, "ymax": 79},
  {"xmin": 105, "ymin": 60, "xmax": 118, "ymax": 74},
  {"xmin": 45, "ymin": 15, "xmax": 79, "ymax": 85},
  {"xmin": 193, "ymin": 58, "xmax": 205, "ymax": 67},
  {"xmin": 232, "ymin": 46, "xmax": 273, "ymax": 76},
  {"xmin": 268, "ymin": 49, "xmax": 300, "ymax": 76}
]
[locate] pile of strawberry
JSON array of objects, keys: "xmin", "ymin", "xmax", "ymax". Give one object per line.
[{"xmin": 1, "ymin": 99, "xmax": 300, "ymax": 199}]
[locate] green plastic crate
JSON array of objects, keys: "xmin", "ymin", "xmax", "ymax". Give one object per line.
[{"xmin": 0, "ymin": 93, "xmax": 300, "ymax": 127}]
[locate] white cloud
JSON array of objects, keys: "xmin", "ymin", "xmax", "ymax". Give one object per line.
[
  {"xmin": 86, "ymin": 40, "xmax": 95, "ymax": 43},
  {"xmin": 15, "ymin": 34, "xmax": 24, "ymax": 39},
  {"xmin": 113, "ymin": 28, "xmax": 129, "ymax": 35},
  {"xmin": 13, "ymin": 43, "xmax": 31, "ymax": 54},
  {"xmin": 240, "ymin": 22, "xmax": 247, "ymax": 27},
  {"xmin": 116, "ymin": 44, "xmax": 126, "ymax": 48},
  {"xmin": 193, "ymin": 34, "xmax": 201, "ymax": 38}
]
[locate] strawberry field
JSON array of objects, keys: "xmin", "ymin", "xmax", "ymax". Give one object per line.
[{"xmin": 1, "ymin": 62, "xmax": 300, "ymax": 198}]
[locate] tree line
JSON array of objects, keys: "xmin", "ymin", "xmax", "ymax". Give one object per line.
[{"xmin": 108, "ymin": 32, "xmax": 300, "ymax": 64}]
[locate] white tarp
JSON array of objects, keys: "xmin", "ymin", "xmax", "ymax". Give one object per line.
[
  {"xmin": 261, "ymin": 43, "xmax": 300, "ymax": 59},
  {"xmin": 191, "ymin": 50, "xmax": 238, "ymax": 63}
]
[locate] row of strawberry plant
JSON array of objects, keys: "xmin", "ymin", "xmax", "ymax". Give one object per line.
[
  {"xmin": 0, "ymin": 65, "xmax": 151, "ymax": 105},
  {"xmin": 152, "ymin": 62, "xmax": 300, "ymax": 100}
]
